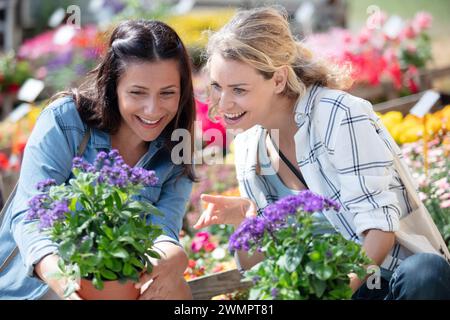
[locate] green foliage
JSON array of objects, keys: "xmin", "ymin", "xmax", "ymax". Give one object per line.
[
  {"xmin": 42, "ymin": 169, "xmax": 163, "ymax": 295},
  {"xmin": 245, "ymin": 211, "xmax": 372, "ymax": 300}
]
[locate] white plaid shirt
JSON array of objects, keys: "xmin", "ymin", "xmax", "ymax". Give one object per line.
[{"xmin": 233, "ymin": 83, "xmax": 416, "ymax": 272}]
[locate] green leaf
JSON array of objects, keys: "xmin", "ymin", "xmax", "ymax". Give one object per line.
[
  {"xmin": 130, "ymin": 257, "xmax": 145, "ymax": 270},
  {"xmin": 105, "ymin": 259, "xmax": 122, "ymax": 273},
  {"xmin": 309, "ymin": 251, "xmax": 322, "ymax": 262},
  {"xmin": 311, "ymin": 278, "xmax": 327, "ymax": 298},
  {"xmin": 285, "ymin": 246, "xmax": 304, "ymax": 272},
  {"xmin": 100, "ymin": 268, "xmax": 118, "ymax": 280},
  {"xmin": 111, "ymin": 248, "xmax": 129, "ymax": 259},
  {"xmin": 79, "ymin": 237, "xmax": 93, "ymax": 253},
  {"xmin": 122, "ymin": 263, "xmax": 135, "ymax": 277},
  {"xmin": 69, "ymin": 197, "xmax": 78, "ymax": 211},
  {"xmin": 113, "ymin": 191, "xmax": 122, "ymax": 210},
  {"xmin": 316, "ymin": 265, "xmax": 333, "ymax": 281},
  {"xmin": 101, "ymin": 225, "xmax": 114, "ymax": 240},
  {"xmin": 83, "ymin": 255, "xmax": 100, "ymax": 267},
  {"xmin": 146, "ymin": 249, "xmax": 161, "ymax": 259},
  {"xmin": 105, "ymin": 195, "xmax": 114, "ymax": 209},
  {"xmin": 59, "ymin": 241, "xmax": 76, "ymax": 260}
]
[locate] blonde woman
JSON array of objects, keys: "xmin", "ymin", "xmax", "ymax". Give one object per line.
[{"xmin": 193, "ymin": 7, "xmax": 450, "ymax": 299}]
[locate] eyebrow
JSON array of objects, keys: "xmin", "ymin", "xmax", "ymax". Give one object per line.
[
  {"xmin": 131, "ymin": 85, "xmax": 178, "ymax": 90},
  {"xmin": 210, "ymin": 81, "xmax": 249, "ymax": 88}
]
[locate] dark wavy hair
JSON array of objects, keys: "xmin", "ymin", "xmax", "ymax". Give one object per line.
[{"xmin": 54, "ymin": 20, "xmax": 196, "ymax": 181}]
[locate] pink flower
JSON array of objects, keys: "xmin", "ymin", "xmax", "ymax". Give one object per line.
[
  {"xmin": 195, "ymin": 231, "xmax": 210, "ymax": 242},
  {"xmin": 357, "ymin": 28, "xmax": 371, "ymax": 45},
  {"xmin": 36, "ymin": 66, "xmax": 48, "ymax": 79},
  {"xmin": 367, "ymin": 10, "xmax": 387, "ymax": 30},
  {"xmin": 190, "ymin": 231, "xmax": 211, "ymax": 252},
  {"xmin": 191, "ymin": 240, "xmax": 203, "ymax": 253},
  {"xmin": 419, "ymin": 192, "xmax": 427, "ymax": 201},
  {"xmin": 435, "ymin": 178, "xmax": 449, "ymax": 190},
  {"xmin": 195, "ymin": 100, "xmax": 226, "ymax": 148},
  {"xmin": 204, "ymin": 242, "xmax": 217, "ymax": 252},
  {"xmin": 440, "ymin": 200, "xmax": 450, "ymax": 209},
  {"xmin": 383, "ymin": 48, "xmax": 397, "ymax": 64},
  {"xmin": 417, "ymin": 174, "xmax": 428, "ymax": 188},
  {"xmin": 412, "ymin": 12, "xmax": 432, "ymax": 32},
  {"xmin": 401, "ymin": 23, "xmax": 417, "ymax": 39},
  {"xmin": 439, "ymin": 193, "xmax": 450, "ymax": 201}
]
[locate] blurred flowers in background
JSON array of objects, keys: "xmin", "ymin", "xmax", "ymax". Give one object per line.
[
  {"xmin": 401, "ymin": 132, "xmax": 450, "ymax": 249},
  {"xmin": 0, "ymin": 52, "xmax": 32, "ymax": 97},
  {"xmin": 18, "ymin": 24, "xmax": 105, "ymax": 94},
  {"xmin": 305, "ymin": 11, "xmax": 433, "ymax": 95},
  {"xmin": 377, "ymin": 104, "xmax": 450, "ymax": 144}
]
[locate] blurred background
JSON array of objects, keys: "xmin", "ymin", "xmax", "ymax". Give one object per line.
[{"xmin": 0, "ymin": 0, "xmax": 449, "ymax": 299}]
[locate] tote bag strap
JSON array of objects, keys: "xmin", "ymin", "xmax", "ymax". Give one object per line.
[{"xmin": 0, "ymin": 129, "xmax": 91, "ymax": 273}]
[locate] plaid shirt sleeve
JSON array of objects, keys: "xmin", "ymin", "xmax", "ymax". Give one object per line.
[{"xmin": 325, "ymin": 94, "xmax": 401, "ymax": 237}]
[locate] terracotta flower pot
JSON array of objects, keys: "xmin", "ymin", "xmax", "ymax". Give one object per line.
[{"xmin": 78, "ymin": 278, "xmax": 140, "ymax": 300}]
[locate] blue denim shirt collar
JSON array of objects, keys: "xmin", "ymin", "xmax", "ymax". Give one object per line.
[{"xmin": 90, "ymin": 127, "xmax": 167, "ymax": 162}]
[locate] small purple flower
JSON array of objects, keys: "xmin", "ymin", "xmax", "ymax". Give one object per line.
[
  {"xmin": 26, "ymin": 195, "xmax": 69, "ymax": 230},
  {"xmin": 36, "ymin": 179, "xmax": 57, "ymax": 192},
  {"xmin": 72, "ymin": 157, "xmax": 94, "ymax": 172},
  {"xmin": 229, "ymin": 190, "xmax": 341, "ymax": 252},
  {"xmin": 271, "ymin": 288, "xmax": 279, "ymax": 298},
  {"xmin": 252, "ymin": 276, "xmax": 261, "ymax": 284},
  {"xmin": 94, "ymin": 151, "xmax": 108, "ymax": 168},
  {"xmin": 26, "ymin": 194, "xmax": 50, "ymax": 220},
  {"xmin": 90, "ymin": 149, "xmax": 159, "ymax": 187},
  {"xmin": 229, "ymin": 216, "xmax": 266, "ymax": 252}
]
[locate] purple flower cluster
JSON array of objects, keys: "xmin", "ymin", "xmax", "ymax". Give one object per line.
[
  {"xmin": 36, "ymin": 178, "xmax": 57, "ymax": 192},
  {"xmin": 26, "ymin": 196, "xmax": 69, "ymax": 230},
  {"xmin": 73, "ymin": 149, "xmax": 158, "ymax": 188},
  {"xmin": 229, "ymin": 190, "xmax": 340, "ymax": 252}
]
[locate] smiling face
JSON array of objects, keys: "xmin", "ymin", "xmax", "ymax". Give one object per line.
[
  {"xmin": 209, "ymin": 53, "xmax": 279, "ymax": 131},
  {"xmin": 116, "ymin": 59, "xmax": 181, "ymax": 143}
]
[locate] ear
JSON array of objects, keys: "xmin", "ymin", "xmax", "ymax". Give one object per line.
[{"xmin": 273, "ymin": 66, "xmax": 289, "ymax": 94}]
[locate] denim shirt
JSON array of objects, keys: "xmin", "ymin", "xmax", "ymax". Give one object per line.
[{"xmin": 0, "ymin": 97, "xmax": 193, "ymax": 299}]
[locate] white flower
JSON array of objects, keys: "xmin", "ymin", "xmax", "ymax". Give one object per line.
[{"xmin": 211, "ymin": 247, "xmax": 226, "ymax": 260}]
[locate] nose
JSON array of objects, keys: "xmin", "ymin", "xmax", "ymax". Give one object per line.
[
  {"xmin": 217, "ymin": 91, "xmax": 234, "ymax": 112},
  {"xmin": 142, "ymin": 96, "xmax": 159, "ymax": 115}
]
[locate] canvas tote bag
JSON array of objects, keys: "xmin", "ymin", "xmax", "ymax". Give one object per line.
[{"xmin": 391, "ymin": 145, "xmax": 450, "ymax": 263}]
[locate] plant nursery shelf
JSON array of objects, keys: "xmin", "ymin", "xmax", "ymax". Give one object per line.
[{"xmin": 188, "ymin": 268, "xmax": 252, "ymax": 300}]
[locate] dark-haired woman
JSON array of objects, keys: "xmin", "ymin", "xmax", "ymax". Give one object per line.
[{"xmin": 0, "ymin": 20, "xmax": 196, "ymax": 300}]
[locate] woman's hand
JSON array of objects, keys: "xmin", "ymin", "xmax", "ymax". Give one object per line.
[
  {"xmin": 34, "ymin": 254, "xmax": 82, "ymax": 300},
  {"xmin": 137, "ymin": 242, "xmax": 192, "ymax": 300},
  {"xmin": 193, "ymin": 194, "xmax": 257, "ymax": 229}
]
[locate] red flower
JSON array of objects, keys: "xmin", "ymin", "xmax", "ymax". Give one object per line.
[
  {"xmin": 195, "ymin": 100, "xmax": 226, "ymax": 148},
  {"xmin": 204, "ymin": 242, "xmax": 217, "ymax": 252},
  {"xmin": 0, "ymin": 153, "xmax": 9, "ymax": 170},
  {"xmin": 188, "ymin": 259, "xmax": 196, "ymax": 269},
  {"xmin": 6, "ymin": 83, "xmax": 20, "ymax": 94}
]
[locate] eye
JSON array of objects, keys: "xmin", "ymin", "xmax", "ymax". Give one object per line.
[
  {"xmin": 233, "ymin": 88, "xmax": 246, "ymax": 95},
  {"xmin": 130, "ymin": 91, "xmax": 143, "ymax": 95},
  {"xmin": 161, "ymin": 91, "xmax": 175, "ymax": 97},
  {"xmin": 210, "ymin": 83, "xmax": 221, "ymax": 91}
]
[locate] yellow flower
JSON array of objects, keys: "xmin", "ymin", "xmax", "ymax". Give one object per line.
[
  {"xmin": 164, "ymin": 9, "xmax": 235, "ymax": 49},
  {"xmin": 398, "ymin": 125, "xmax": 423, "ymax": 144}
]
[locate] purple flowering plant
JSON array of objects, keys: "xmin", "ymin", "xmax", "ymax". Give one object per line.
[
  {"xmin": 26, "ymin": 150, "xmax": 163, "ymax": 296},
  {"xmin": 229, "ymin": 191, "xmax": 372, "ymax": 300}
]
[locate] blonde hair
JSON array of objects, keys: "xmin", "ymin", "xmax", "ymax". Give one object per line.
[{"xmin": 204, "ymin": 6, "xmax": 352, "ymax": 101}]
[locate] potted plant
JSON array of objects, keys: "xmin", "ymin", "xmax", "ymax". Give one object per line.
[
  {"xmin": 26, "ymin": 150, "xmax": 163, "ymax": 299},
  {"xmin": 229, "ymin": 191, "xmax": 372, "ymax": 300}
]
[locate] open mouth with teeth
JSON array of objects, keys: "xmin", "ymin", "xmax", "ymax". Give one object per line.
[
  {"xmin": 223, "ymin": 111, "xmax": 247, "ymax": 122},
  {"xmin": 136, "ymin": 115, "xmax": 163, "ymax": 126}
]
